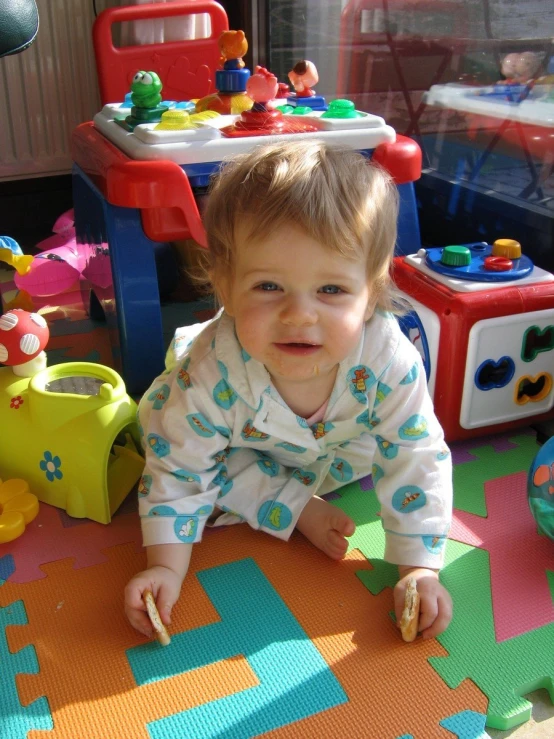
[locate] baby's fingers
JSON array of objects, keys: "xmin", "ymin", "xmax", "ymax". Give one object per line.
[
  {"xmin": 125, "ymin": 605, "xmax": 153, "ymax": 638},
  {"xmin": 154, "ymin": 583, "xmax": 179, "ymax": 626},
  {"xmin": 417, "ymin": 594, "xmax": 438, "ymax": 636},
  {"xmin": 125, "ymin": 577, "xmax": 150, "ymax": 611},
  {"xmin": 420, "ymin": 592, "xmax": 453, "ymax": 639},
  {"xmin": 124, "ymin": 577, "xmax": 155, "ymax": 637}
]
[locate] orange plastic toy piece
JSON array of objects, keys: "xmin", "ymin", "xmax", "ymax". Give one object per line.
[{"xmin": 0, "ymin": 478, "xmax": 39, "ymax": 543}]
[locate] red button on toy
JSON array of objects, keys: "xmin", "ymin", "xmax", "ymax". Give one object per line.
[{"xmin": 484, "ymin": 256, "xmax": 513, "ymax": 272}]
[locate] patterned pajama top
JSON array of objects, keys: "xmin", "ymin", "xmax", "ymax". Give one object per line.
[{"xmin": 138, "ymin": 309, "xmax": 452, "ymax": 569}]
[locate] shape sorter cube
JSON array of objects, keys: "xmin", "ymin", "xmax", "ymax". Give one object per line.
[{"xmin": 393, "ymin": 242, "xmax": 554, "ymax": 442}]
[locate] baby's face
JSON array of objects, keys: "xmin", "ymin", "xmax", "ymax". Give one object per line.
[{"xmin": 222, "ymin": 223, "xmax": 374, "ymax": 388}]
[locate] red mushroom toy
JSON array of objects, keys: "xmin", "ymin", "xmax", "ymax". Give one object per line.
[{"xmin": 0, "ymin": 309, "xmax": 49, "ymax": 377}]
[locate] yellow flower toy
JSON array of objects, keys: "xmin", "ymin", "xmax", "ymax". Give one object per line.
[{"xmin": 0, "ymin": 478, "xmax": 39, "ymax": 543}]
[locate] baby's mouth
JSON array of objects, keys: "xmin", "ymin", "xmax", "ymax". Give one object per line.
[{"xmin": 274, "ymin": 342, "xmax": 321, "ymax": 355}]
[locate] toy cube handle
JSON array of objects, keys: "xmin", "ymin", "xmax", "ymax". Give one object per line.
[{"xmin": 93, "ymin": 1, "xmax": 228, "ymax": 105}]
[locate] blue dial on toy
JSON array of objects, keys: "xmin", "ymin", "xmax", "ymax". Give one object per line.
[{"xmin": 425, "ymin": 242, "xmax": 534, "ymax": 282}]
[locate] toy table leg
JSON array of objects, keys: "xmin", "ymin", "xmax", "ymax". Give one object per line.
[
  {"xmin": 396, "ymin": 182, "xmax": 422, "ymax": 256},
  {"xmin": 72, "ymin": 165, "xmax": 165, "ymax": 395}
]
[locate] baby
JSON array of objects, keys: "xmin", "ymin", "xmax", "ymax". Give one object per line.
[{"xmin": 125, "ymin": 140, "xmax": 453, "ymax": 640}]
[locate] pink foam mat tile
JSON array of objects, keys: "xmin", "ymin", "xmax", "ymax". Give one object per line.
[
  {"xmin": 450, "ymin": 470, "xmax": 554, "ymax": 642},
  {"xmin": 0, "ymin": 501, "xmax": 143, "ymax": 583}
]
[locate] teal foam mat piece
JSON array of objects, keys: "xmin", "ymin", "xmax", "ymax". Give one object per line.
[
  {"xmin": 0, "ymin": 600, "xmax": 53, "ymax": 739},
  {"xmin": 440, "ymin": 710, "xmax": 491, "ymax": 738},
  {"xmin": 127, "ymin": 558, "xmax": 347, "ymax": 738}
]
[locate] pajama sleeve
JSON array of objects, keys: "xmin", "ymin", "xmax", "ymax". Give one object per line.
[
  {"xmin": 369, "ymin": 345, "xmax": 453, "ymax": 569},
  {"xmin": 137, "ymin": 366, "xmax": 233, "ymax": 547}
]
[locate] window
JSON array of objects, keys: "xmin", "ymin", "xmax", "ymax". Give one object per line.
[{"xmin": 245, "ymin": 0, "xmax": 554, "ymax": 271}]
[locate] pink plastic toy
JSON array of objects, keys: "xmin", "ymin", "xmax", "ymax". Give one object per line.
[
  {"xmin": 221, "ymin": 64, "xmax": 320, "ymax": 138},
  {"xmin": 14, "ymin": 209, "xmax": 112, "ymax": 298},
  {"xmin": 15, "ymin": 244, "xmax": 84, "ymax": 297},
  {"xmin": 35, "ymin": 209, "xmax": 75, "ymax": 251},
  {"xmin": 246, "ymin": 66, "xmax": 279, "ymax": 110}
]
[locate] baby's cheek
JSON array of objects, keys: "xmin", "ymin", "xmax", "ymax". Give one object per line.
[{"xmin": 234, "ymin": 319, "xmax": 265, "ymax": 358}]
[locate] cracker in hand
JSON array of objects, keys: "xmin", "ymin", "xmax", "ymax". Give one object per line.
[
  {"xmin": 399, "ymin": 577, "xmax": 420, "ymax": 642},
  {"xmin": 143, "ymin": 590, "xmax": 171, "ymax": 646}
]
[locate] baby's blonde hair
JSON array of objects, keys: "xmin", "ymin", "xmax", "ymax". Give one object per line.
[{"xmin": 194, "ymin": 139, "xmax": 399, "ymax": 311}]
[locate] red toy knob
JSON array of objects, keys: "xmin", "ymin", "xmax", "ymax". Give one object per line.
[{"xmin": 484, "ymin": 256, "xmax": 513, "ymax": 272}]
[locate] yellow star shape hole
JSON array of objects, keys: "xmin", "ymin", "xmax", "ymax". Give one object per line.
[{"xmin": 0, "ymin": 478, "xmax": 39, "ymax": 543}]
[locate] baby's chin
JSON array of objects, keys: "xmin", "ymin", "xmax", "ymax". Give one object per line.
[{"xmin": 266, "ymin": 359, "xmax": 339, "ymax": 384}]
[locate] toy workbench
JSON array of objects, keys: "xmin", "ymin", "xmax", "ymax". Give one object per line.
[{"xmin": 71, "ymin": 2, "xmax": 423, "ymax": 394}]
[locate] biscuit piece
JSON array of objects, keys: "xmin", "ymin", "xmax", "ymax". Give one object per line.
[
  {"xmin": 399, "ymin": 576, "xmax": 420, "ymax": 642},
  {"xmin": 143, "ymin": 590, "xmax": 171, "ymax": 646}
]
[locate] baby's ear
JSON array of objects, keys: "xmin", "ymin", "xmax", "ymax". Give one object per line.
[
  {"xmin": 216, "ymin": 276, "xmax": 234, "ymax": 316},
  {"xmin": 364, "ymin": 291, "xmax": 378, "ymax": 321}
]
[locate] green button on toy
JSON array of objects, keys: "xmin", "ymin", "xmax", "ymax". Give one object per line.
[
  {"xmin": 440, "ymin": 245, "xmax": 472, "ymax": 267},
  {"xmin": 321, "ymin": 99, "xmax": 362, "ymax": 119}
]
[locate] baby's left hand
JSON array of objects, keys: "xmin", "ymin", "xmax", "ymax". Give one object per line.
[{"xmin": 394, "ymin": 566, "xmax": 453, "ymax": 640}]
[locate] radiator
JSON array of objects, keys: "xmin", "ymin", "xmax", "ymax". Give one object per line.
[{"xmin": 0, "ymin": 0, "xmax": 102, "ymax": 182}]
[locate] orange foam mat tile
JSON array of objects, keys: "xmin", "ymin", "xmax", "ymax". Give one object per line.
[{"xmin": 1, "ymin": 525, "xmax": 487, "ymax": 739}]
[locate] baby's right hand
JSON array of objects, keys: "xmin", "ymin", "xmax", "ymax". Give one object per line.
[{"xmin": 124, "ymin": 565, "xmax": 183, "ymax": 638}]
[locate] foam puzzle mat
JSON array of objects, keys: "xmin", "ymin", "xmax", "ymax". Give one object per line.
[{"xmin": 1, "ymin": 426, "xmax": 553, "ymax": 739}]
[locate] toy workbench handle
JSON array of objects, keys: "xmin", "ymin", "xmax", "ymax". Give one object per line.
[
  {"xmin": 93, "ymin": 1, "xmax": 229, "ymax": 105},
  {"xmin": 373, "ymin": 134, "xmax": 422, "ymax": 184}
]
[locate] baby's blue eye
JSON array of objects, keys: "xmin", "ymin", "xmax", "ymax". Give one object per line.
[
  {"xmin": 258, "ymin": 282, "xmax": 278, "ymax": 291},
  {"xmin": 320, "ymin": 285, "xmax": 342, "ymax": 294}
]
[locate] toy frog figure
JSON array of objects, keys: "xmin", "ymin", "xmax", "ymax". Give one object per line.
[
  {"xmin": 116, "ymin": 70, "xmax": 169, "ymax": 131},
  {"xmin": 131, "ymin": 71, "xmax": 163, "ymax": 108}
]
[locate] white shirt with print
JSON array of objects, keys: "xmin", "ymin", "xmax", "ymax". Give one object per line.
[{"xmin": 137, "ymin": 309, "xmax": 452, "ymax": 569}]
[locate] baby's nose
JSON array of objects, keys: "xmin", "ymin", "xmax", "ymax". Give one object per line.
[{"xmin": 280, "ymin": 295, "xmax": 317, "ymax": 325}]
